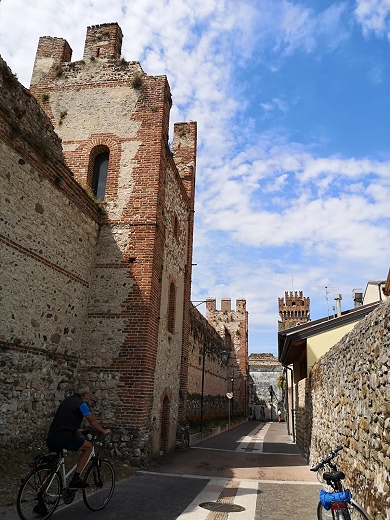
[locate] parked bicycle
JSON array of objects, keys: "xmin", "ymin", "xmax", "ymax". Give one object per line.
[
  {"xmin": 17, "ymin": 430, "xmax": 115, "ymax": 520},
  {"xmin": 311, "ymin": 446, "xmax": 370, "ymax": 520}
]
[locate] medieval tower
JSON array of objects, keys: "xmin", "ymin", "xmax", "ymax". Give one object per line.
[
  {"xmin": 278, "ymin": 291, "xmax": 310, "ymax": 331},
  {"xmin": 205, "ymin": 298, "xmax": 248, "ymax": 415},
  {"xmin": 1, "ymin": 22, "xmax": 197, "ymax": 458}
]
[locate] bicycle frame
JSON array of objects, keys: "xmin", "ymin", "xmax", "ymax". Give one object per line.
[
  {"xmin": 37, "ymin": 444, "xmax": 96, "ymax": 494},
  {"xmin": 17, "ymin": 430, "xmax": 114, "ymax": 520},
  {"xmin": 59, "ymin": 445, "xmax": 96, "ymax": 489}
]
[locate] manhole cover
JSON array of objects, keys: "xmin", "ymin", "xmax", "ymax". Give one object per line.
[{"xmin": 199, "ymin": 502, "xmax": 246, "ymax": 512}]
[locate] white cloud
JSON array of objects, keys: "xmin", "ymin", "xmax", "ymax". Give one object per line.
[
  {"xmin": 256, "ymin": 1, "xmax": 349, "ymax": 56},
  {"xmin": 1, "ymin": 0, "xmax": 389, "ymax": 354},
  {"xmin": 354, "ymin": 0, "xmax": 390, "ymax": 38}
]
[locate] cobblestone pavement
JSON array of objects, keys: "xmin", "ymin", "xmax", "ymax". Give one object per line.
[{"xmin": 2, "ymin": 421, "xmax": 322, "ymax": 519}]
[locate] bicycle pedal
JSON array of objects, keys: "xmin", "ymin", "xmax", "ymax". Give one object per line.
[{"xmin": 63, "ymin": 488, "xmax": 76, "ymax": 504}]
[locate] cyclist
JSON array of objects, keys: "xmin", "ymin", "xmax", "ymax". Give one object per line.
[{"xmin": 46, "ymin": 383, "xmax": 111, "ymax": 489}]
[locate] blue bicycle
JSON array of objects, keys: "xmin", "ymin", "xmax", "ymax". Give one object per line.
[{"xmin": 310, "ymin": 446, "xmax": 370, "ymax": 520}]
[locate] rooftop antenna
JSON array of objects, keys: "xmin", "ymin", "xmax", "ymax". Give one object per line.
[
  {"xmin": 291, "ymin": 273, "xmax": 294, "ymax": 292},
  {"xmin": 325, "ymin": 285, "xmax": 330, "ymax": 319}
]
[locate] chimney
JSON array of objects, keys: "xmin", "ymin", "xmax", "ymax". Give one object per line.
[
  {"xmin": 352, "ymin": 289, "xmax": 363, "ymax": 308},
  {"xmin": 334, "ymin": 294, "xmax": 342, "ymax": 317}
]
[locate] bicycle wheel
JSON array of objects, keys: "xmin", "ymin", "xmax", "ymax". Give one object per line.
[
  {"xmin": 317, "ymin": 500, "xmax": 370, "ymax": 520},
  {"xmin": 83, "ymin": 459, "xmax": 115, "ymax": 511},
  {"xmin": 17, "ymin": 465, "xmax": 61, "ymax": 520}
]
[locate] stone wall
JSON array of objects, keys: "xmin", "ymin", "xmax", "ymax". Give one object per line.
[
  {"xmin": 206, "ymin": 298, "xmax": 248, "ymax": 416},
  {"xmin": 0, "ymin": 21, "xmax": 197, "ymax": 466},
  {"xmin": 294, "ymin": 377, "xmax": 311, "ymax": 460},
  {"xmin": 248, "ymin": 354, "xmax": 284, "ymax": 421},
  {"xmin": 28, "ymin": 23, "xmax": 197, "ymax": 460},
  {"xmin": 309, "ymin": 297, "xmax": 390, "ymax": 519},
  {"xmin": 0, "ymin": 56, "xmax": 101, "ymax": 447},
  {"xmin": 187, "ymin": 306, "xmax": 230, "ymax": 423}
]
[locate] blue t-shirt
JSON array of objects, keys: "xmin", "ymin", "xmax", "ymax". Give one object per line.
[{"xmin": 80, "ymin": 402, "xmax": 90, "ymax": 417}]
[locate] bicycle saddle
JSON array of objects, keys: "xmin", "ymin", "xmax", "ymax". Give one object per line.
[
  {"xmin": 323, "ymin": 471, "xmax": 345, "ymax": 482},
  {"xmin": 37, "ymin": 452, "xmax": 59, "ymax": 462}
]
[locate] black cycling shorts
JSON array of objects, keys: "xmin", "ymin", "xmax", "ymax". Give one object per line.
[{"xmin": 47, "ymin": 435, "xmax": 85, "ymax": 453}]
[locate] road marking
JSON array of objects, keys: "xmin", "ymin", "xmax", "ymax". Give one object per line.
[
  {"xmin": 236, "ymin": 422, "xmax": 270, "ymax": 452},
  {"xmin": 192, "ymin": 446, "xmax": 302, "ymax": 456},
  {"xmin": 175, "ymin": 478, "xmax": 227, "ymax": 519},
  {"xmin": 140, "ymin": 470, "xmax": 321, "ymax": 486},
  {"xmin": 228, "ymin": 479, "xmax": 258, "ymax": 519},
  {"xmin": 140, "ymin": 470, "xmax": 212, "ymax": 480}
]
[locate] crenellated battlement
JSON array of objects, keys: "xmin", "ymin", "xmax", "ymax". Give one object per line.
[
  {"xmin": 83, "ymin": 23, "xmax": 123, "ymax": 61},
  {"xmin": 278, "ymin": 290, "xmax": 310, "ymax": 330}
]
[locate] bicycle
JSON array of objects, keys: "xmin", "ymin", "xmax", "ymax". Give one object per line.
[
  {"xmin": 16, "ymin": 430, "xmax": 115, "ymax": 520},
  {"xmin": 310, "ymin": 446, "xmax": 370, "ymax": 520}
]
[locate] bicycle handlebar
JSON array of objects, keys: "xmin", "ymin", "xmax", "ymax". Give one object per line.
[
  {"xmin": 310, "ymin": 446, "xmax": 343, "ymax": 472},
  {"xmin": 81, "ymin": 428, "xmax": 110, "ymax": 440}
]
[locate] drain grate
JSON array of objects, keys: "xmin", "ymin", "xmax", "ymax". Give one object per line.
[{"xmin": 199, "ymin": 502, "xmax": 246, "ymax": 512}]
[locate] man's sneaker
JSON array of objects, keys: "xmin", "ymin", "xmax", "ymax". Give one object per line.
[{"xmin": 69, "ymin": 478, "xmax": 89, "ymax": 489}]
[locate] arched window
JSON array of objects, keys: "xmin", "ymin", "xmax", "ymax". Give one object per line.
[
  {"xmin": 92, "ymin": 151, "xmax": 109, "ymax": 200},
  {"xmin": 167, "ymin": 281, "xmax": 176, "ymax": 334}
]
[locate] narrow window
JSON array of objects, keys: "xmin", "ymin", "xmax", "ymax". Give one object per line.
[
  {"xmin": 92, "ymin": 152, "xmax": 109, "ymax": 200},
  {"xmin": 167, "ymin": 281, "xmax": 176, "ymax": 334}
]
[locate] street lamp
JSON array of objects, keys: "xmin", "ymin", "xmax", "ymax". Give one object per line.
[
  {"xmin": 221, "ymin": 350, "xmax": 229, "ymax": 366},
  {"xmin": 200, "ymin": 347, "xmax": 228, "ymax": 441},
  {"xmin": 227, "ymin": 370, "xmax": 235, "ymax": 429}
]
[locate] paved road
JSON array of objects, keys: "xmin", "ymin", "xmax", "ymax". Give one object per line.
[{"xmin": 2, "ymin": 422, "xmax": 321, "ymax": 519}]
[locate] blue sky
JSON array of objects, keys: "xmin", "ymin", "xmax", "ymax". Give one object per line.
[{"xmin": 1, "ymin": 0, "xmax": 389, "ymax": 355}]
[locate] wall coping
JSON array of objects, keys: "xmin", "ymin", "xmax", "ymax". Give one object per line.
[{"xmin": 189, "ymin": 419, "xmax": 247, "ymax": 446}]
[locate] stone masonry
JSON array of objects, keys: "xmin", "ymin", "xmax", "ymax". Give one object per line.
[
  {"xmin": 0, "ymin": 53, "xmax": 101, "ymax": 439},
  {"xmin": 248, "ymin": 353, "xmax": 284, "ymax": 421},
  {"xmin": 296, "ymin": 297, "xmax": 390, "ymax": 519},
  {"xmin": 187, "ymin": 306, "xmax": 228, "ymax": 424},
  {"xmin": 1, "ymin": 22, "xmax": 196, "ymax": 464},
  {"xmin": 206, "ymin": 298, "xmax": 249, "ymax": 416}
]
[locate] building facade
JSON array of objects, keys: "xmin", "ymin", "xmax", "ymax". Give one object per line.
[
  {"xmin": 0, "ymin": 24, "xmax": 250, "ymax": 462},
  {"xmin": 1, "ymin": 22, "xmax": 196, "ymax": 462}
]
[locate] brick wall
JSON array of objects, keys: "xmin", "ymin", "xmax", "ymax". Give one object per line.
[
  {"xmin": 29, "ymin": 23, "xmax": 197, "ymax": 455},
  {"xmin": 171, "ymin": 121, "xmax": 197, "ymax": 429}
]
